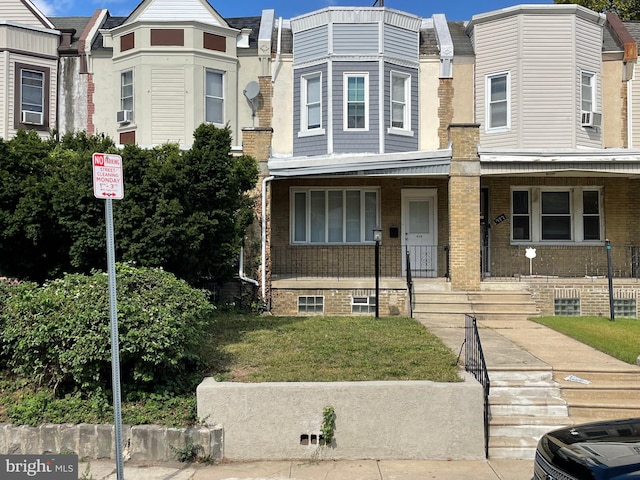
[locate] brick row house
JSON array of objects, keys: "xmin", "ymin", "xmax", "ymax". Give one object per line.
[{"xmin": 4, "ymin": 0, "xmax": 640, "ymax": 317}]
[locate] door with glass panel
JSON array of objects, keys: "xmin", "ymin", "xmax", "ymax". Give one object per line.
[{"xmin": 402, "ymin": 189, "xmax": 437, "ymax": 277}]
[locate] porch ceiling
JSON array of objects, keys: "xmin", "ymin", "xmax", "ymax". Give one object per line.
[
  {"xmin": 268, "ymin": 149, "xmax": 452, "ymax": 177},
  {"xmin": 479, "ymin": 147, "xmax": 640, "ymax": 178}
]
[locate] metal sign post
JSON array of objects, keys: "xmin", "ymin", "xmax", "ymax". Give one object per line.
[{"xmin": 93, "ymin": 153, "xmax": 125, "ymax": 480}]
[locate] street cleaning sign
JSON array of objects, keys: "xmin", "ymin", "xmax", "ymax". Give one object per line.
[{"xmin": 93, "ymin": 153, "xmax": 124, "ymax": 199}]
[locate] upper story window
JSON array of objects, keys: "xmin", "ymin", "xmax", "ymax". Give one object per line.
[
  {"xmin": 486, "ymin": 72, "xmax": 510, "ymax": 131},
  {"xmin": 205, "ymin": 70, "xmax": 224, "ymax": 125},
  {"xmin": 15, "ymin": 63, "xmax": 49, "ymax": 130},
  {"xmin": 390, "ymin": 71, "xmax": 411, "ymax": 133},
  {"xmin": 581, "ymin": 71, "xmax": 595, "ymax": 113},
  {"xmin": 121, "ymin": 70, "xmax": 133, "ymax": 112},
  {"xmin": 344, "ymin": 73, "xmax": 368, "ymax": 131},
  {"xmin": 300, "ymin": 72, "xmax": 323, "ymax": 136},
  {"xmin": 511, "ymin": 187, "xmax": 602, "ymax": 243},
  {"xmin": 292, "ymin": 188, "xmax": 379, "ymax": 244}
]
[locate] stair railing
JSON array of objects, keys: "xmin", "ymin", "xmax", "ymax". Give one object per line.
[
  {"xmin": 405, "ymin": 249, "xmax": 413, "ymax": 318},
  {"xmin": 464, "ymin": 314, "xmax": 490, "ymax": 458}
]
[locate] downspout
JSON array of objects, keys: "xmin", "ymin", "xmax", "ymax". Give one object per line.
[
  {"xmin": 239, "ymin": 246, "xmax": 258, "ymax": 286},
  {"xmin": 261, "ymin": 175, "xmax": 275, "ymax": 300}
]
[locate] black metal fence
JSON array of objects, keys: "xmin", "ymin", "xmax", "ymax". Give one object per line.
[
  {"xmin": 464, "ymin": 314, "xmax": 490, "ymax": 459},
  {"xmin": 270, "ymin": 244, "xmax": 445, "ymax": 279},
  {"xmin": 483, "ymin": 244, "xmax": 640, "ymax": 280}
]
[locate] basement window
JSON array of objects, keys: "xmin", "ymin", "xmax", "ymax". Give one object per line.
[
  {"xmin": 352, "ymin": 296, "xmax": 376, "ymax": 314},
  {"xmin": 298, "ymin": 296, "xmax": 323, "ymax": 314},
  {"xmin": 614, "ymin": 299, "xmax": 636, "ymax": 318},
  {"xmin": 554, "ymin": 298, "xmax": 580, "ymax": 316}
]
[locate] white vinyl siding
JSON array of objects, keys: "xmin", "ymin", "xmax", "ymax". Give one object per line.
[
  {"xmin": 291, "ymin": 189, "xmax": 379, "ymax": 244},
  {"xmin": 0, "ymin": 2, "xmax": 49, "ymax": 28},
  {"xmin": 151, "ymin": 68, "xmax": 185, "ymax": 145},
  {"xmin": 511, "ymin": 187, "xmax": 602, "ymax": 244}
]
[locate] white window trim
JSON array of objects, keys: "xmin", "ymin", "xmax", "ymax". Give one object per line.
[
  {"xmin": 351, "ymin": 295, "xmax": 377, "ymax": 314},
  {"xmin": 485, "ymin": 71, "xmax": 510, "ymax": 133},
  {"xmin": 290, "ymin": 187, "xmax": 380, "ymax": 245},
  {"xmin": 510, "ymin": 187, "xmax": 603, "ymax": 245},
  {"xmin": 388, "ymin": 70, "xmax": 412, "ymax": 136},
  {"xmin": 120, "ymin": 69, "xmax": 134, "ymax": 113},
  {"xmin": 205, "ymin": 69, "xmax": 225, "ymax": 126},
  {"xmin": 299, "ymin": 72, "xmax": 325, "ymax": 137},
  {"xmin": 580, "ymin": 70, "xmax": 596, "ymax": 118},
  {"xmin": 343, "ymin": 73, "xmax": 369, "ymax": 131}
]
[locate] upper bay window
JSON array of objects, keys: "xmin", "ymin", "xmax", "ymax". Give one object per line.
[
  {"xmin": 486, "ymin": 72, "xmax": 510, "ymax": 132},
  {"xmin": 292, "ymin": 188, "xmax": 378, "ymax": 244},
  {"xmin": 121, "ymin": 70, "xmax": 134, "ymax": 113},
  {"xmin": 299, "ymin": 72, "xmax": 324, "ymax": 136},
  {"xmin": 581, "ymin": 71, "xmax": 595, "ymax": 113},
  {"xmin": 389, "ymin": 71, "xmax": 412, "ymax": 135},
  {"xmin": 344, "ymin": 73, "xmax": 368, "ymax": 131},
  {"xmin": 205, "ymin": 70, "xmax": 224, "ymax": 125},
  {"xmin": 511, "ymin": 187, "xmax": 602, "ymax": 243}
]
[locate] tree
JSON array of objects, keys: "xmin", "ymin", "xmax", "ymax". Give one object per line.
[
  {"xmin": 554, "ymin": 0, "xmax": 640, "ymax": 20},
  {"xmin": 0, "ymin": 125, "xmax": 258, "ymax": 287}
]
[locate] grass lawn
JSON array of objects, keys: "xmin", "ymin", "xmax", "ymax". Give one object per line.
[
  {"xmin": 206, "ymin": 315, "xmax": 461, "ymax": 383},
  {"xmin": 0, "ymin": 314, "xmax": 460, "ymax": 426},
  {"xmin": 533, "ymin": 316, "xmax": 640, "ymax": 364}
]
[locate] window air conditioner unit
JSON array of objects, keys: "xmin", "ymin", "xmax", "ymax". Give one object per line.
[
  {"xmin": 116, "ymin": 110, "xmax": 133, "ymax": 124},
  {"xmin": 21, "ymin": 111, "xmax": 43, "ymax": 125},
  {"xmin": 581, "ymin": 111, "xmax": 602, "ymax": 128}
]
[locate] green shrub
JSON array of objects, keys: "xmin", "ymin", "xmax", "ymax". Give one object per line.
[{"xmin": 1, "ymin": 264, "xmax": 215, "ymax": 396}]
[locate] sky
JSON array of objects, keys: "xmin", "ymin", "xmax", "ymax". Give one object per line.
[{"xmin": 32, "ymin": 0, "xmax": 556, "ymax": 21}]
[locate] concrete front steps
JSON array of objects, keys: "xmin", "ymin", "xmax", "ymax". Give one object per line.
[
  {"xmin": 412, "ymin": 282, "xmax": 539, "ymax": 322},
  {"xmin": 487, "ymin": 369, "xmax": 571, "ymax": 459},
  {"xmin": 554, "ymin": 369, "xmax": 640, "ymax": 424}
]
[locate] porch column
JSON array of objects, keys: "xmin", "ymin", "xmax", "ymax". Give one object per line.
[{"xmin": 448, "ymin": 124, "xmax": 481, "ymax": 291}]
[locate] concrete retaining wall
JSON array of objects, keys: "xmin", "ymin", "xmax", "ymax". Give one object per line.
[
  {"xmin": 197, "ymin": 373, "xmax": 485, "ymax": 461},
  {"xmin": 0, "ymin": 424, "xmax": 222, "ymax": 462}
]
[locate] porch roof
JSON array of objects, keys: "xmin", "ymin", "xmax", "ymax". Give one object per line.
[
  {"xmin": 268, "ymin": 149, "xmax": 452, "ymax": 177},
  {"xmin": 478, "ymin": 147, "xmax": 640, "ymax": 177}
]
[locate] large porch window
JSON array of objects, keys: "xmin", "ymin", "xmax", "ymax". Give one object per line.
[
  {"xmin": 292, "ymin": 188, "xmax": 379, "ymax": 244},
  {"xmin": 511, "ymin": 187, "xmax": 602, "ymax": 243}
]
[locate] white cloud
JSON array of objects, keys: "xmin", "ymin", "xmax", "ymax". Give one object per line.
[{"xmin": 31, "ymin": 0, "xmax": 76, "ymax": 16}]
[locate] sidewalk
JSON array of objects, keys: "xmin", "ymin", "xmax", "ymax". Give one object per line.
[{"xmin": 80, "ymin": 458, "xmax": 534, "ymax": 480}]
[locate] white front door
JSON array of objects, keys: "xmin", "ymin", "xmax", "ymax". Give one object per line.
[{"xmin": 402, "ymin": 189, "xmax": 437, "ymax": 277}]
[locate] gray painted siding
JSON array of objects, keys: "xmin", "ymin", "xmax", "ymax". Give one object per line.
[
  {"xmin": 293, "ymin": 26, "xmax": 329, "ymax": 66},
  {"xmin": 293, "ymin": 63, "xmax": 329, "ymax": 157},
  {"xmin": 520, "ymin": 15, "xmax": 575, "ymax": 149},
  {"xmin": 333, "ymin": 24, "xmax": 378, "ymax": 54},
  {"xmin": 384, "ymin": 25, "xmax": 419, "ymax": 63},
  {"xmin": 384, "ymin": 63, "xmax": 419, "ymax": 153},
  {"xmin": 332, "ymin": 61, "xmax": 379, "ymax": 154},
  {"xmin": 575, "ymin": 15, "xmax": 603, "ymax": 148},
  {"xmin": 474, "ymin": 16, "xmax": 519, "ymax": 148}
]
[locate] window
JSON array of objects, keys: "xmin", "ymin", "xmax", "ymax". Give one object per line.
[
  {"xmin": 21, "ymin": 69, "xmax": 44, "ymax": 125},
  {"xmin": 554, "ymin": 298, "xmax": 580, "ymax": 316},
  {"xmin": 298, "ymin": 296, "xmax": 323, "ymax": 314},
  {"xmin": 15, "ymin": 63, "xmax": 49, "ymax": 129},
  {"xmin": 292, "ymin": 189, "xmax": 378, "ymax": 244},
  {"xmin": 352, "ymin": 296, "xmax": 376, "ymax": 314},
  {"xmin": 390, "ymin": 71, "xmax": 410, "ymax": 132},
  {"xmin": 120, "ymin": 70, "xmax": 133, "ymax": 113},
  {"xmin": 614, "ymin": 299, "xmax": 636, "ymax": 318},
  {"xmin": 344, "ymin": 73, "xmax": 368, "ymax": 130},
  {"xmin": 205, "ymin": 70, "xmax": 224, "ymax": 124},
  {"xmin": 581, "ymin": 71, "xmax": 595, "ymax": 113},
  {"xmin": 486, "ymin": 72, "xmax": 509, "ymax": 131},
  {"xmin": 511, "ymin": 188, "xmax": 602, "ymax": 243},
  {"xmin": 300, "ymin": 73, "xmax": 323, "ymax": 134}
]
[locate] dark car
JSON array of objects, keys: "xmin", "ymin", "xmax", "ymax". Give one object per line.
[{"xmin": 533, "ymin": 418, "xmax": 640, "ymax": 480}]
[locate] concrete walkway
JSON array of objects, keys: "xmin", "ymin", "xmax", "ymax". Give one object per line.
[{"xmin": 80, "ymin": 458, "xmax": 534, "ymax": 480}]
